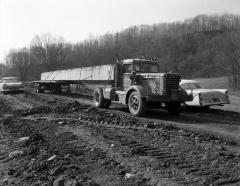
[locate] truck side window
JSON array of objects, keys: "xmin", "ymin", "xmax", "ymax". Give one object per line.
[{"xmin": 122, "ymin": 64, "xmax": 132, "ymax": 73}]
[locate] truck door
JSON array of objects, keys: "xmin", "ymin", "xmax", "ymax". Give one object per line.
[{"xmin": 121, "ymin": 64, "xmax": 132, "ymax": 91}]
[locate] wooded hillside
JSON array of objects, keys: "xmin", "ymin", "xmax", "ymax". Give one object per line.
[{"xmin": 2, "ymin": 14, "xmax": 240, "ymax": 88}]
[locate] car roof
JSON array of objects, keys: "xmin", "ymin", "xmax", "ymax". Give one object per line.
[{"xmin": 180, "ymin": 79, "xmax": 199, "ymax": 85}]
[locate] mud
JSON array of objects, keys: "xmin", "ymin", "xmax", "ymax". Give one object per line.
[{"xmin": 0, "ymin": 91, "xmax": 240, "ymax": 185}]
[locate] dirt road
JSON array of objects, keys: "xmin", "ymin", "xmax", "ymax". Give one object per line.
[{"xmin": 1, "ymin": 91, "xmax": 240, "ymax": 186}]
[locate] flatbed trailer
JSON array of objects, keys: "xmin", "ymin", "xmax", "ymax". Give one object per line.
[{"xmin": 33, "ymin": 65, "xmax": 114, "ymax": 93}]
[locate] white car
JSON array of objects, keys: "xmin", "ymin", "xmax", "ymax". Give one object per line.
[
  {"xmin": 0, "ymin": 77, "xmax": 24, "ymax": 94},
  {"xmin": 180, "ymin": 79, "xmax": 230, "ymax": 108}
]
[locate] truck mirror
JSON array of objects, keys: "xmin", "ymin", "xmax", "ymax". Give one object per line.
[{"xmin": 131, "ymin": 71, "xmax": 136, "ymax": 75}]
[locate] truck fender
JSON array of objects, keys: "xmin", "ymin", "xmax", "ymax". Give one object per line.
[
  {"xmin": 125, "ymin": 86, "xmax": 147, "ymax": 105},
  {"xmin": 103, "ymin": 87, "xmax": 116, "ymax": 100}
]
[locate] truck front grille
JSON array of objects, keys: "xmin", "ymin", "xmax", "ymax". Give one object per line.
[{"xmin": 163, "ymin": 73, "xmax": 181, "ymax": 95}]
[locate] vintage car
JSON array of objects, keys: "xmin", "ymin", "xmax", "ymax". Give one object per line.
[
  {"xmin": 180, "ymin": 79, "xmax": 230, "ymax": 108},
  {"xmin": 0, "ymin": 77, "xmax": 24, "ymax": 94}
]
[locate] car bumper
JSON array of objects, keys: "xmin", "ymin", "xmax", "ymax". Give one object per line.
[
  {"xmin": 200, "ymin": 100, "xmax": 230, "ymax": 107},
  {"xmin": 146, "ymin": 94, "xmax": 193, "ymax": 102}
]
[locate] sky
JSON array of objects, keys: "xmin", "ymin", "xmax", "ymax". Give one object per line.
[{"xmin": 0, "ymin": 0, "xmax": 240, "ymax": 63}]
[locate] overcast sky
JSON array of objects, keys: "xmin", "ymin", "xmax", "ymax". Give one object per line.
[{"xmin": 0, "ymin": 0, "xmax": 240, "ymax": 63}]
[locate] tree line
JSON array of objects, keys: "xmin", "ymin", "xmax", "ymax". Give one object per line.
[{"xmin": 1, "ymin": 14, "xmax": 240, "ymax": 89}]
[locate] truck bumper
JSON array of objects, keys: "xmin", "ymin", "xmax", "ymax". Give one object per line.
[{"xmin": 146, "ymin": 94, "xmax": 193, "ymax": 103}]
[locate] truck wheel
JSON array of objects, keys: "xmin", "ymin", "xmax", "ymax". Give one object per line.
[
  {"xmin": 103, "ymin": 99, "xmax": 111, "ymax": 108},
  {"xmin": 128, "ymin": 91, "xmax": 145, "ymax": 116},
  {"xmin": 166, "ymin": 102, "xmax": 182, "ymax": 115},
  {"xmin": 93, "ymin": 88, "xmax": 104, "ymax": 108}
]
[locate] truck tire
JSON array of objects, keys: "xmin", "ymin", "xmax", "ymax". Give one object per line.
[
  {"xmin": 93, "ymin": 88, "xmax": 105, "ymax": 108},
  {"xmin": 128, "ymin": 91, "xmax": 145, "ymax": 116},
  {"xmin": 103, "ymin": 99, "xmax": 111, "ymax": 108},
  {"xmin": 166, "ymin": 102, "xmax": 182, "ymax": 115}
]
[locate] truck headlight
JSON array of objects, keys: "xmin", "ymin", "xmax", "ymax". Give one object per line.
[
  {"xmin": 180, "ymin": 102, "xmax": 185, "ymax": 107},
  {"xmin": 199, "ymin": 93, "xmax": 203, "ymax": 102},
  {"xmin": 225, "ymin": 91, "xmax": 229, "ymax": 99}
]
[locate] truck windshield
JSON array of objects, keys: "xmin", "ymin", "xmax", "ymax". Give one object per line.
[{"xmin": 134, "ymin": 62, "xmax": 159, "ymax": 73}]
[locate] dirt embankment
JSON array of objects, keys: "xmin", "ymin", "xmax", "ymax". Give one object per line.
[{"xmin": 0, "ymin": 91, "xmax": 240, "ymax": 186}]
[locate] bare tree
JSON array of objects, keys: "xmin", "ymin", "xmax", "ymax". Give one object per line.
[
  {"xmin": 31, "ymin": 33, "xmax": 65, "ymax": 71},
  {"xmin": 6, "ymin": 48, "xmax": 31, "ymax": 81},
  {"xmin": 0, "ymin": 64, "xmax": 6, "ymax": 78}
]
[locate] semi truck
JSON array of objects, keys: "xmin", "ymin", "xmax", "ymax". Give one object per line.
[{"xmin": 33, "ymin": 57, "xmax": 192, "ymax": 116}]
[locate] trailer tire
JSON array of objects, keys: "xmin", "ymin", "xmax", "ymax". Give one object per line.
[
  {"xmin": 53, "ymin": 85, "xmax": 62, "ymax": 94},
  {"xmin": 93, "ymin": 88, "xmax": 105, "ymax": 108},
  {"xmin": 166, "ymin": 102, "xmax": 182, "ymax": 115},
  {"xmin": 34, "ymin": 83, "xmax": 40, "ymax": 93},
  {"xmin": 128, "ymin": 91, "xmax": 145, "ymax": 116}
]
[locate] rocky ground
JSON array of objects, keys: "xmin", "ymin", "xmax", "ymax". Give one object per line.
[{"xmin": 0, "ymin": 91, "xmax": 240, "ymax": 186}]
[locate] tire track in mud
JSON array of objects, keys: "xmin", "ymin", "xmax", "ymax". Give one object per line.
[
  {"xmin": 4, "ymin": 91, "xmax": 240, "ymax": 145},
  {"xmin": 61, "ymin": 123, "xmax": 180, "ymax": 186},
  {"xmin": 24, "ymin": 91, "xmax": 240, "ymax": 143},
  {"xmin": 61, "ymin": 119, "xmax": 240, "ymax": 186},
  {"xmin": 1, "ymin": 91, "xmax": 240, "ymax": 185}
]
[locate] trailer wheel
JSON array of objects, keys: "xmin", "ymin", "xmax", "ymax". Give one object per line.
[
  {"xmin": 166, "ymin": 102, "xmax": 182, "ymax": 115},
  {"xmin": 34, "ymin": 83, "xmax": 40, "ymax": 93},
  {"xmin": 53, "ymin": 85, "xmax": 62, "ymax": 94},
  {"xmin": 93, "ymin": 88, "xmax": 105, "ymax": 108},
  {"xmin": 128, "ymin": 91, "xmax": 145, "ymax": 116},
  {"xmin": 34, "ymin": 85, "xmax": 37, "ymax": 93}
]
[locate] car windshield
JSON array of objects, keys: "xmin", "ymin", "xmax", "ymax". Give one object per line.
[
  {"xmin": 134, "ymin": 62, "xmax": 159, "ymax": 73},
  {"xmin": 181, "ymin": 83, "xmax": 202, "ymax": 89},
  {"xmin": 2, "ymin": 78, "xmax": 19, "ymax": 83}
]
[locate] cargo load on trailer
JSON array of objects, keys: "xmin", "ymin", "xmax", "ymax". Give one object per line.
[
  {"xmin": 41, "ymin": 65, "xmax": 115, "ymax": 81},
  {"xmin": 33, "ymin": 57, "xmax": 193, "ymax": 116}
]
